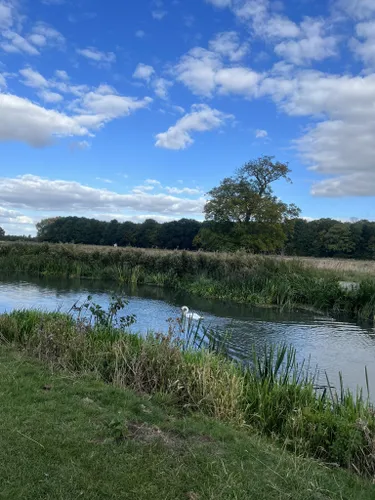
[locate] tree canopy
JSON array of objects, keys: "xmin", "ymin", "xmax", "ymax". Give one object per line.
[{"xmin": 200, "ymin": 156, "xmax": 300, "ymax": 252}]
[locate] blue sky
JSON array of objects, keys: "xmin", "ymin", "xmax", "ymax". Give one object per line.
[{"xmin": 1, "ymin": 0, "xmax": 375, "ymax": 235}]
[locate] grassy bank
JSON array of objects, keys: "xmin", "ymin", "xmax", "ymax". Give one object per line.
[
  {"xmin": 2, "ymin": 347, "xmax": 375, "ymax": 500},
  {"xmin": 1, "ymin": 307, "xmax": 375, "ymax": 483},
  {"xmin": 1, "ymin": 242, "xmax": 375, "ymax": 320}
]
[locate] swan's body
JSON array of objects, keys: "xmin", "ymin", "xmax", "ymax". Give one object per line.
[{"xmin": 181, "ymin": 306, "xmax": 203, "ymax": 321}]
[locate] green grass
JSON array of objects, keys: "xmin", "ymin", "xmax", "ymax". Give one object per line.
[
  {"xmin": 1, "ymin": 308, "xmax": 375, "ymax": 481},
  {"xmin": 1, "ymin": 346, "xmax": 375, "ymax": 500},
  {"xmin": 1, "ymin": 242, "xmax": 375, "ymax": 320}
]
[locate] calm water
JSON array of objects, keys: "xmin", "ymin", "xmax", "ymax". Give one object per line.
[{"xmin": 1, "ymin": 275, "xmax": 375, "ymax": 397}]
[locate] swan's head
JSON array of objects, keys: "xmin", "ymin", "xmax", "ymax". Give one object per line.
[{"xmin": 181, "ymin": 306, "xmax": 189, "ymax": 314}]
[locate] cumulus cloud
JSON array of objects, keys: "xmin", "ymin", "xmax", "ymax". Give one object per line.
[
  {"xmin": 0, "ymin": 1, "xmax": 13, "ymax": 29},
  {"xmin": 153, "ymin": 77, "xmax": 172, "ymax": 99},
  {"xmin": 1, "ymin": 75, "xmax": 152, "ymax": 147},
  {"xmin": 337, "ymin": 0, "xmax": 375, "ymax": 20},
  {"xmin": 255, "ymin": 129, "xmax": 268, "ymax": 138},
  {"xmin": 205, "ymin": 0, "xmax": 232, "ymax": 7},
  {"xmin": 351, "ymin": 20, "xmax": 375, "ymax": 67},
  {"xmin": 209, "ymin": 31, "xmax": 249, "ymax": 61},
  {"xmin": 155, "ymin": 104, "xmax": 233, "ymax": 150},
  {"xmin": 28, "ymin": 22, "xmax": 65, "ymax": 49},
  {"xmin": 38, "ymin": 90, "xmax": 63, "ymax": 103},
  {"xmin": 174, "ymin": 46, "xmax": 260, "ymax": 97},
  {"xmin": 133, "ymin": 63, "xmax": 155, "ymax": 81},
  {"xmin": 76, "ymin": 47, "xmax": 116, "ymax": 66},
  {"xmin": 165, "ymin": 186, "xmax": 202, "ymax": 194},
  {"xmin": 274, "ymin": 18, "xmax": 338, "ymax": 65},
  {"xmin": 257, "ymin": 69, "xmax": 375, "ymax": 196},
  {"xmin": 55, "ymin": 69, "xmax": 69, "ymax": 80},
  {"xmin": 0, "ymin": 175, "xmax": 205, "ymax": 215},
  {"xmin": 19, "ymin": 67, "xmax": 49, "ymax": 88},
  {"xmin": 1, "ymin": 30, "xmax": 40, "ymax": 55},
  {"xmin": 152, "ymin": 10, "xmax": 167, "ymax": 20},
  {"xmin": 0, "ymin": 207, "xmax": 34, "ymax": 235},
  {"xmin": 0, "ymin": 94, "xmax": 89, "ymax": 146}
]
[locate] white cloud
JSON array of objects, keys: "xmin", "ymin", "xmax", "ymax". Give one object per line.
[
  {"xmin": 70, "ymin": 140, "xmax": 90, "ymax": 151},
  {"xmin": 76, "ymin": 87, "xmax": 152, "ymax": 122},
  {"xmin": 0, "ymin": 94, "xmax": 89, "ymax": 147},
  {"xmin": 215, "ymin": 66, "xmax": 260, "ymax": 95},
  {"xmin": 145, "ymin": 179, "xmax": 161, "ymax": 185},
  {"xmin": 174, "ymin": 47, "xmax": 221, "ymax": 96},
  {"xmin": 133, "ymin": 63, "xmax": 155, "ymax": 82},
  {"xmin": 0, "ymin": 207, "xmax": 34, "ymax": 230},
  {"xmin": 255, "ymin": 129, "xmax": 268, "ymax": 138},
  {"xmin": 96, "ymin": 177, "xmax": 113, "ymax": 184},
  {"xmin": 153, "ymin": 77, "xmax": 172, "ymax": 99},
  {"xmin": 19, "ymin": 67, "xmax": 48, "ymax": 88},
  {"xmin": 205, "ymin": 0, "xmax": 232, "ymax": 7},
  {"xmin": 0, "ymin": 175, "xmax": 205, "ymax": 215},
  {"xmin": 41, "ymin": 0, "xmax": 65, "ymax": 4},
  {"xmin": 55, "ymin": 69, "xmax": 69, "ymax": 80},
  {"xmin": 28, "ymin": 22, "xmax": 65, "ymax": 48},
  {"xmin": 209, "ymin": 31, "xmax": 249, "ymax": 61},
  {"xmin": 258, "ymin": 69, "xmax": 375, "ymax": 196},
  {"xmin": 1, "ymin": 76, "xmax": 152, "ymax": 147},
  {"xmin": 152, "ymin": 10, "xmax": 167, "ymax": 20},
  {"xmin": 165, "ymin": 186, "xmax": 202, "ymax": 194},
  {"xmin": 135, "ymin": 30, "xmax": 145, "ymax": 38},
  {"xmin": 155, "ymin": 104, "xmax": 233, "ymax": 150},
  {"xmin": 173, "ymin": 43, "xmax": 260, "ymax": 98},
  {"xmin": 0, "ymin": 1, "xmax": 13, "ymax": 29},
  {"xmin": 38, "ymin": 90, "xmax": 63, "ymax": 103},
  {"xmin": 77, "ymin": 47, "xmax": 116, "ymax": 65},
  {"xmin": 351, "ymin": 20, "xmax": 375, "ymax": 67},
  {"xmin": 337, "ymin": 0, "xmax": 375, "ymax": 20},
  {"xmin": 1, "ymin": 30, "xmax": 40, "ymax": 55},
  {"xmin": 274, "ymin": 18, "xmax": 338, "ymax": 65}
]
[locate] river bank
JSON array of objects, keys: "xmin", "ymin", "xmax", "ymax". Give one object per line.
[
  {"xmin": 1, "ymin": 242, "xmax": 375, "ymax": 321},
  {"xmin": 2, "ymin": 346, "xmax": 375, "ymax": 499},
  {"xmin": 1, "ymin": 305, "xmax": 375, "ymax": 482}
]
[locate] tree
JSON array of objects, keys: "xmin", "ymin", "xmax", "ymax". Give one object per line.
[
  {"xmin": 200, "ymin": 156, "xmax": 300, "ymax": 252},
  {"xmin": 0, "ymin": 226, "xmax": 5, "ymax": 239}
]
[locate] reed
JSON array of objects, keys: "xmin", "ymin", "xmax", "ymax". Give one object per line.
[
  {"xmin": 1, "ymin": 242, "xmax": 375, "ymax": 320},
  {"xmin": 1, "ymin": 306, "xmax": 374, "ymax": 479}
]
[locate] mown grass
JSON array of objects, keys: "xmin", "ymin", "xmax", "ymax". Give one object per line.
[
  {"xmin": 1, "ymin": 242, "xmax": 375, "ymax": 320},
  {"xmin": 1, "ymin": 308, "xmax": 375, "ymax": 483},
  {"xmin": 3, "ymin": 346, "xmax": 375, "ymax": 500}
]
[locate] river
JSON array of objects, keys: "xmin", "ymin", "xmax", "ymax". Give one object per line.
[{"xmin": 1, "ymin": 274, "xmax": 374, "ymax": 397}]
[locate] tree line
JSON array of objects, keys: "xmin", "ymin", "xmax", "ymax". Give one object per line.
[
  {"xmin": 2, "ymin": 156, "xmax": 374, "ymax": 259},
  {"xmin": 30, "ymin": 215, "xmax": 375, "ymax": 259}
]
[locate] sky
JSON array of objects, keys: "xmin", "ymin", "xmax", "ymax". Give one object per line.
[{"xmin": 1, "ymin": 0, "xmax": 375, "ymax": 235}]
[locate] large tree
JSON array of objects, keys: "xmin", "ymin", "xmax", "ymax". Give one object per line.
[{"xmin": 199, "ymin": 156, "xmax": 300, "ymax": 252}]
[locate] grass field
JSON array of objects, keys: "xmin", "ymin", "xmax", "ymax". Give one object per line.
[
  {"xmin": 1, "ymin": 346, "xmax": 375, "ymax": 500},
  {"xmin": 2, "ymin": 240, "xmax": 375, "ymax": 277}
]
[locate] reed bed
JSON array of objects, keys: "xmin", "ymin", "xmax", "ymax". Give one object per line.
[
  {"xmin": 0, "ymin": 305, "xmax": 374, "ymax": 479},
  {"xmin": 1, "ymin": 242, "xmax": 375, "ymax": 320}
]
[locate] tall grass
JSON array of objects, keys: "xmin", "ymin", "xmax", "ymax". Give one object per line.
[
  {"xmin": 0, "ymin": 307, "xmax": 374, "ymax": 479},
  {"xmin": 1, "ymin": 242, "xmax": 375, "ymax": 320}
]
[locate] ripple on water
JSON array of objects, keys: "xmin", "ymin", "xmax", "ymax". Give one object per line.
[{"xmin": 0, "ymin": 276, "xmax": 374, "ymax": 399}]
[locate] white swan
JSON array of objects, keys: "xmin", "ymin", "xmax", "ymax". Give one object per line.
[{"xmin": 181, "ymin": 306, "xmax": 203, "ymax": 321}]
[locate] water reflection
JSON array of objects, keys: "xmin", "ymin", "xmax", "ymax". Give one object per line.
[{"xmin": 0, "ymin": 274, "xmax": 374, "ymax": 397}]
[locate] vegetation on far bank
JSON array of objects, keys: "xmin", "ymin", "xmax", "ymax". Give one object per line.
[
  {"xmin": 2, "ymin": 346, "xmax": 375, "ymax": 500},
  {"xmin": 1, "ymin": 301, "xmax": 375, "ymax": 485},
  {"xmin": 1, "ymin": 242, "xmax": 375, "ymax": 320}
]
